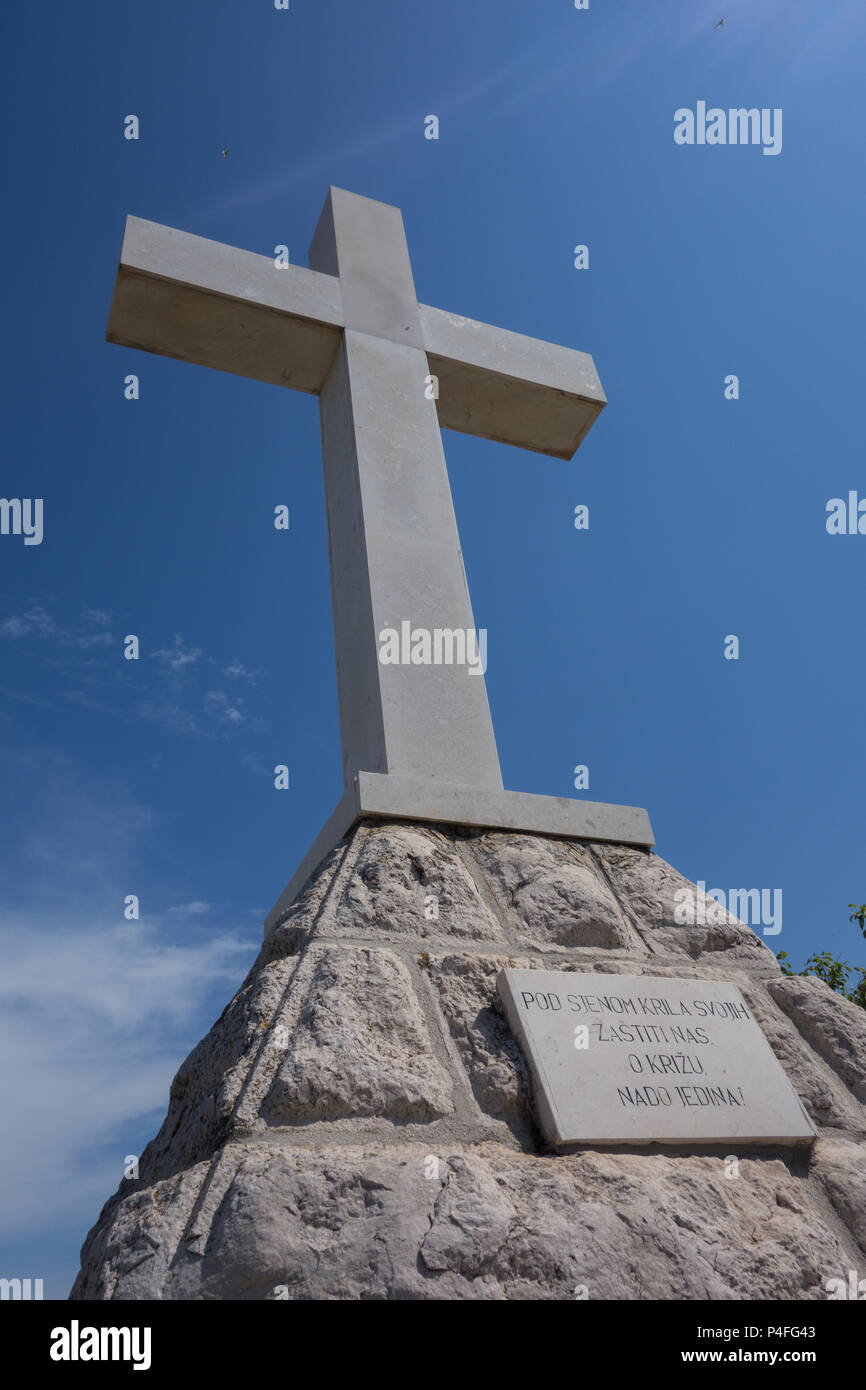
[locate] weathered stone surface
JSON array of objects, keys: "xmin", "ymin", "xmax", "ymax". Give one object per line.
[
  {"xmin": 812, "ymin": 1137, "xmax": 866, "ymax": 1255},
  {"xmin": 72, "ymin": 1165, "xmax": 207, "ymax": 1302},
  {"xmin": 737, "ymin": 982, "xmax": 862, "ymax": 1132},
  {"xmin": 265, "ymin": 842, "xmax": 345, "ymax": 952},
  {"xmin": 71, "ymin": 1141, "xmax": 849, "ymax": 1301},
  {"xmin": 768, "ymin": 975, "xmax": 866, "ymax": 1103},
  {"xmin": 426, "ymin": 953, "xmax": 534, "ymax": 1134},
  {"xmin": 140, "ymin": 953, "xmax": 299, "ymax": 1184},
  {"xmin": 71, "ymin": 821, "xmax": 866, "ymax": 1301},
  {"xmin": 262, "ymin": 946, "xmax": 453, "ymax": 1123},
  {"xmin": 592, "ymin": 845, "xmax": 775, "ymax": 963},
  {"xmin": 324, "ymin": 822, "xmax": 502, "ymax": 942},
  {"xmin": 419, "ymin": 1153, "xmax": 516, "ymax": 1277},
  {"xmin": 469, "ymin": 832, "xmax": 637, "ymax": 949}
]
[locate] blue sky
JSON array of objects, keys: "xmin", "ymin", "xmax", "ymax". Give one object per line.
[{"xmin": 2, "ymin": 0, "xmax": 865, "ymax": 1297}]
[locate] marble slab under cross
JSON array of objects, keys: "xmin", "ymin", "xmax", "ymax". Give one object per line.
[{"xmin": 105, "ymin": 187, "xmax": 654, "ymax": 930}]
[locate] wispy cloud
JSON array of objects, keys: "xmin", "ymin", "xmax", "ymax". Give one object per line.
[
  {"xmin": 0, "ymin": 685, "xmax": 52, "ymax": 708},
  {"xmin": 164, "ymin": 900, "xmax": 210, "ymax": 918},
  {"xmin": 195, "ymin": 11, "xmax": 660, "ymax": 225},
  {"xmin": 241, "ymin": 751, "xmax": 270, "ymax": 777},
  {"xmin": 0, "ymin": 748, "xmax": 258, "ymax": 1253},
  {"xmin": 0, "ymin": 913, "xmax": 255, "ymax": 1243},
  {"xmin": 0, "ymin": 603, "xmax": 271, "ymax": 745},
  {"xmin": 206, "ymin": 690, "xmax": 245, "ymax": 724},
  {"xmin": 136, "ymin": 699, "xmax": 206, "ymax": 736},
  {"xmin": 225, "ymin": 660, "xmax": 258, "ymax": 683},
  {"xmin": 0, "ymin": 604, "xmax": 115, "ymax": 649},
  {"xmin": 152, "ymin": 635, "xmax": 203, "ymax": 670},
  {"xmin": 0, "ymin": 604, "xmax": 55, "ymax": 640},
  {"xmin": 60, "ymin": 689, "xmax": 115, "ymax": 714}
]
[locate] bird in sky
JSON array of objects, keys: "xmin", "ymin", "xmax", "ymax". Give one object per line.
[
  {"xmin": 715, "ymin": 16, "xmax": 727, "ymax": 27},
  {"xmin": 221, "ymin": 147, "xmax": 230, "ymax": 158}
]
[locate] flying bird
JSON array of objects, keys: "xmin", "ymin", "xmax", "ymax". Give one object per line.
[
  {"xmin": 221, "ymin": 147, "xmax": 230, "ymax": 158},
  {"xmin": 715, "ymin": 16, "xmax": 727, "ymax": 27}
]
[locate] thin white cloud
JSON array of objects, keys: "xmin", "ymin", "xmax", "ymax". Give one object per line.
[
  {"xmin": 0, "ymin": 914, "xmax": 255, "ymax": 1241},
  {"xmin": 0, "ymin": 603, "xmax": 115, "ymax": 650},
  {"xmin": 241, "ymin": 751, "xmax": 269, "ymax": 777},
  {"xmin": 0, "ymin": 606, "xmax": 265, "ymax": 740},
  {"xmin": 206, "ymin": 690, "xmax": 245, "ymax": 724},
  {"xmin": 1, "ymin": 604, "xmax": 56, "ymax": 640},
  {"xmin": 135, "ymin": 700, "xmax": 207, "ymax": 737},
  {"xmin": 0, "ymin": 685, "xmax": 52, "ymax": 708},
  {"xmin": 225, "ymin": 660, "xmax": 258, "ymax": 683},
  {"xmin": 60, "ymin": 690, "xmax": 114, "ymax": 713},
  {"xmin": 152, "ymin": 636, "xmax": 203, "ymax": 670},
  {"xmin": 0, "ymin": 751, "xmax": 258, "ymax": 1248}
]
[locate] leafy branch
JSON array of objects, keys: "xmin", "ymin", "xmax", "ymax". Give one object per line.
[{"xmin": 777, "ymin": 904, "xmax": 866, "ymax": 1009}]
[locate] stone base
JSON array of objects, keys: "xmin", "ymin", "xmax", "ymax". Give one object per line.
[
  {"xmin": 71, "ymin": 821, "xmax": 866, "ymax": 1301},
  {"xmin": 69, "ymin": 1138, "xmax": 862, "ymax": 1301},
  {"xmin": 265, "ymin": 772, "xmax": 654, "ymax": 933}
]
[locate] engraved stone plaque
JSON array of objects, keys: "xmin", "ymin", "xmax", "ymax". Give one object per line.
[{"xmin": 497, "ymin": 970, "xmax": 816, "ymax": 1147}]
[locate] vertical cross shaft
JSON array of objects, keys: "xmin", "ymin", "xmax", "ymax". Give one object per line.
[
  {"xmin": 309, "ymin": 189, "xmax": 504, "ymax": 792},
  {"xmin": 102, "ymin": 191, "xmax": 656, "ymax": 928}
]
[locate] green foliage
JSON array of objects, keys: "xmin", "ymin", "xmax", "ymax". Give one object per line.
[
  {"xmin": 776, "ymin": 912, "xmax": 866, "ymax": 1010},
  {"xmin": 848, "ymin": 904, "xmax": 866, "ymax": 938}
]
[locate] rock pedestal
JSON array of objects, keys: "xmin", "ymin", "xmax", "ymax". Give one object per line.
[{"xmin": 71, "ymin": 822, "xmax": 866, "ymax": 1300}]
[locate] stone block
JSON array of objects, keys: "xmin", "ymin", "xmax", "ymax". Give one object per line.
[
  {"xmin": 324, "ymin": 822, "xmax": 503, "ymax": 942},
  {"xmin": 263, "ymin": 946, "xmax": 453, "ymax": 1123},
  {"xmin": 469, "ymin": 832, "xmax": 638, "ymax": 950}
]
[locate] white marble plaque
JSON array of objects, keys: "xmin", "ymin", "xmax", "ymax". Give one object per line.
[{"xmin": 497, "ymin": 970, "xmax": 816, "ymax": 1147}]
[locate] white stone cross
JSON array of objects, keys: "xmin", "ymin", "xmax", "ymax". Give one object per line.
[{"xmin": 106, "ymin": 187, "xmax": 653, "ymax": 926}]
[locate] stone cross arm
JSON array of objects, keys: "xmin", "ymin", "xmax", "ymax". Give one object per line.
[{"xmin": 107, "ymin": 210, "xmax": 605, "ymax": 460}]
